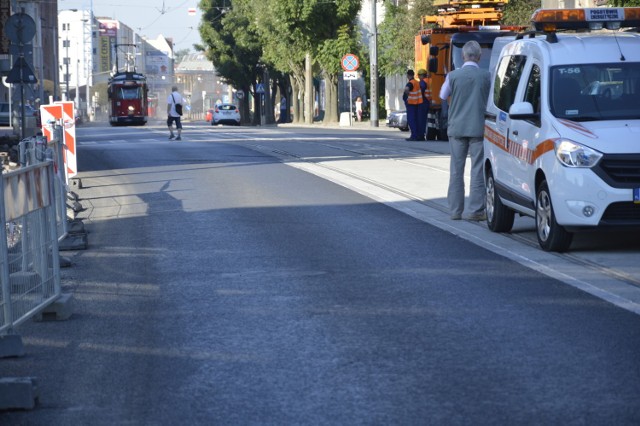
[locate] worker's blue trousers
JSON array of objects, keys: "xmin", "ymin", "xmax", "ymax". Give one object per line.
[{"xmin": 406, "ymin": 104, "xmax": 420, "ymax": 140}]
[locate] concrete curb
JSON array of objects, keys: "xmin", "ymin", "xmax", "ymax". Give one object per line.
[{"xmin": 0, "ymin": 377, "xmax": 39, "ymax": 410}]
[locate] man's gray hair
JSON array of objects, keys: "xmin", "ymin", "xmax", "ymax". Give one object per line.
[
  {"xmin": 462, "ymin": 41, "xmax": 482, "ymax": 62},
  {"xmin": 172, "ymin": 86, "xmax": 178, "ymax": 92}
]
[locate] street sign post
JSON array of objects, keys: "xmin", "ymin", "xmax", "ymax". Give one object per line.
[
  {"xmin": 341, "ymin": 54, "xmax": 360, "ymax": 126},
  {"xmin": 5, "ymin": 12, "xmax": 38, "ymax": 139},
  {"xmin": 343, "ymin": 71, "xmax": 359, "ymax": 80}
]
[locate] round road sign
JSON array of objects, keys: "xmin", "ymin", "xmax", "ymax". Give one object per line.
[
  {"xmin": 5, "ymin": 13, "xmax": 37, "ymax": 44},
  {"xmin": 341, "ymin": 54, "xmax": 359, "ymax": 72}
]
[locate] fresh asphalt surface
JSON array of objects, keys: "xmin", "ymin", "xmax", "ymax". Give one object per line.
[{"xmin": 2, "ymin": 121, "xmax": 640, "ymax": 423}]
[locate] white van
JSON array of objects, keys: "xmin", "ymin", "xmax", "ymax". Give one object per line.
[{"xmin": 483, "ymin": 8, "xmax": 640, "ymax": 252}]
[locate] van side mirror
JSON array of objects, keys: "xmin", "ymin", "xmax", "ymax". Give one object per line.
[{"xmin": 509, "ymin": 101, "xmax": 539, "ymax": 120}]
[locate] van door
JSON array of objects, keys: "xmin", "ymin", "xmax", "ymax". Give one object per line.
[
  {"xmin": 486, "ymin": 54, "xmax": 528, "ymax": 204},
  {"xmin": 507, "ymin": 61, "xmax": 542, "ymax": 211}
]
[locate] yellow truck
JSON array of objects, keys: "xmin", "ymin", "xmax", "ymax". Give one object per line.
[{"xmin": 415, "ymin": 0, "xmax": 526, "ymax": 140}]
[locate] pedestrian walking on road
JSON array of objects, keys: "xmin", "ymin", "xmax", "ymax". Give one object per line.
[
  {"xmin": 439, "ymin": 41, "xmax": 490, "ymax": 221},
  {"xmin": 167, "ymin": 86, "xmax": 184, "ymax": 141},
  {"xmin": 403, "ymin": 69, "xmax": 423, "ymax": 141}
]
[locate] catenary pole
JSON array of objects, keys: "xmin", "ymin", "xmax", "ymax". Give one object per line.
[{"xmin": 369, "ymin": 0, "xmax": 379, "ymax": 127}]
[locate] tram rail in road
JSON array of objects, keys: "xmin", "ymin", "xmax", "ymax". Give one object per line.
[
  {"xmin": 244, "ymin": 136, "xmax": 640, "ymax": 316},
  {"xmin": 73, "ymin": 123, "xmax": 640, "ymax": 314}
]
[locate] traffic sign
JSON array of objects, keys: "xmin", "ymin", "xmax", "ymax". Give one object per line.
[
  {"xmin": 343, "ymin": 71, "xmax": 359, "ymax": 80},
  {"xmin": 6, "ymin": 56, "xmax": 37, "ymax": 84},
  {"xmin": 236, "ymin": 90, "xmax": 244, "ymax": 100},
  {"xmin": 54, "ymin": 101, "xmax": 78, "ymax": 179},
  {"xmin": 4, "ymin": 13, "xmax": 36, "ymax": 44},
  {"xmin": 341, "ymin": 54, "xmax": 359, "ymax": 72},
  {"xmin": 256, "ymin": 83, "xmax": 265, "ymax": 94}
]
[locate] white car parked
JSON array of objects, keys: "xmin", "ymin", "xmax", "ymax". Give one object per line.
[{"xmin": 211, "ymin": 103, "xmax": 241, "ymax": 126}]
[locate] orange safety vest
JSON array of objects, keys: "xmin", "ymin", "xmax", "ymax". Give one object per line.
[
  {"xmin": 422, "ymin": 77, "xmax": 432, "ymax": 102},
  {"xmin": 406, "ymin": 79, "xmax": 423, "ymax": 105}
]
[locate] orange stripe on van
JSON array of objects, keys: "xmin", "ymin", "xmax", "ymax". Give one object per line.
[
  {"xmin": 485, "ymin": 124, "xmax": 555, "ymax": 165},
  {"xmin": 484, "ymin": 125, "xmax": 507, "ymax": 150},
  {"xmin": 532, "ymin": 139, "xmax": 555, "ymax": 162}
]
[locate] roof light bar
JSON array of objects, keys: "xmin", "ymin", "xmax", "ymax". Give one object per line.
[{"xmin": 531, "ymin": 7, "xmax": 640, "ymax": 31}]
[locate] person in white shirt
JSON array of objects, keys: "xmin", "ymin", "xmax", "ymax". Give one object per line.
[{"xmin": 167, "ymin": 86, "xmax": 184, "ymax": 140}]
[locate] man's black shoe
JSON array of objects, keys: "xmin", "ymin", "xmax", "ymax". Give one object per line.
[
  {"xmin": 405, "ymin": 137, "xmax": 417, "ymax": 141},
  {"xmin": 416, "ymin": 137, "xmax": 426, "ymax": 141}
]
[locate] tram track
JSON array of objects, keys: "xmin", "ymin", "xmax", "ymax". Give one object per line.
[{"xmin": 249, "ymin": 141, "xmax": 640, "ymax": 293}]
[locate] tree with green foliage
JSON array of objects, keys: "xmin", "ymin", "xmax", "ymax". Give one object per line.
[
  {"xmin": 199, "ymin": 0, "xmax": 263, "ymax": 124},
  {"xmin": 309, "ymin": 0, "xmax": 363, "ymax": 123},
  {"xmin": 609, "ymin": 0, "xmax": 640, "ymax": 5},
  {"xmin": 199, "ymin": 0, "xmax": 363, "ymax": 125},
  {"xmin": 377, "ymin": 0, "xmax": 435, "ymax": 76},
  {"xmin": 502, "ymin": 0, "xmax": 540, "ymax": 28},
  {"xmin": 316, "ymin": 24, "xmax": 362, "ymax": 123},
  {"xmin": 243, "ymin": 0, "xmax": 312, "ymax": 123}
]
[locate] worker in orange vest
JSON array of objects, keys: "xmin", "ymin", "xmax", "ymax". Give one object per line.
[
  {"xmin": 418, "ymin": 69, "xmax": 431, "ymax": 141},
  {"xmin": 403, "ymin": 69, "xmax": 423, "ymax": 141}
]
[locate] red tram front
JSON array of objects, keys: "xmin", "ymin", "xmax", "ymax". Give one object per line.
[{"xmin": 107, "ymin": 71, "xmax": 148, "ymax": 126}]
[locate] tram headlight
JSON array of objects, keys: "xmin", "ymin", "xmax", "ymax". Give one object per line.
[{"xmin": 128, "ymin": 106, "xmax": 135, "ymax": 114}]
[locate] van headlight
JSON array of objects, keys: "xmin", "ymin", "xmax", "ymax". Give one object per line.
[{"xmin": 554, "ymin": 139, "xmax": 602, "ymax": 168}]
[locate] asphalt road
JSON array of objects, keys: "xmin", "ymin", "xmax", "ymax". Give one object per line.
[{"xmin": 2, "ymin": 122, "xmax": 640, "ymax": 424}]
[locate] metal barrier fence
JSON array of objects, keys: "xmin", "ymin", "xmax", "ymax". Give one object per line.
[
  {"xmin": 18, "ymin": 125, "xmax": 68, "ymax": 243},
  {"xmin": 0, "ymin": 162, "xmax": 61, "ymax": 334}
]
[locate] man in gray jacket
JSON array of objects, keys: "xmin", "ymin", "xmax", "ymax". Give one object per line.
[{"xmin": 439, "ymin": 40, "xmax": 490, "ymax": 221}]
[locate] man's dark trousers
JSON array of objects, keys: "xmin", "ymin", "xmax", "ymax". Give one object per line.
[
  {"xmin": 407, "ymin": 104, "xmax": 420, "ymax": 140},
  {"xmin": 418, "ymin": 101, "xmax": 429, "ymax": 140}
]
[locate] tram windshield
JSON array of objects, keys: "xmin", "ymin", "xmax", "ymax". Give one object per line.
[{"xmin": 115, "ymin": 86, "xmax": 143, "ymax": 100}]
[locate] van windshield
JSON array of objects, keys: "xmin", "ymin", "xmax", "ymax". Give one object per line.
[{"xmin": 550, "ymin": 63, "xmax": 640, "ymax": 121}]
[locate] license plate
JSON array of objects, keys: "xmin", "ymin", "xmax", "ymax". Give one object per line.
[{"xmin": 634, "ymin": 188, "xmax": 640, "ymax": 204}]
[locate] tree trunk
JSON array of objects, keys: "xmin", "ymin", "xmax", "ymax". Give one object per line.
[
  {"xmin": 290, "ymin": 73, "xmax": 305, "ymax": 124},
  {"xmin": 287, "ymin": 59, "xmax": 306, "ymax": 124},
  {"xmin": 323, "ymin": 73, "xmax": 338, "ymax": 124},
  {"xmin": 239, "ymin": 85, "xmax": 251, "ymax": 125},
  {"xmin": 277, "ymin": 79, "xmax": 290, "ymax": 123},
  {"xmin": 263, "ymin": 68, "xmax": 274, "ymax": 124},
  {"xmin": 304, "ymin": 53, "xmax": 313, "ymax": 124},
  {"xmin": 270, "ymin": 78, "xmax": 279, "ymax": 124}
]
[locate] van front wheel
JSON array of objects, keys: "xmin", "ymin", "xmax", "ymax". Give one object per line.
[
  {"xmin": 536, "ymin": 180, "xmax": 573, "ymax": 252},
  {"xmin": 486, "ymin": 169, "xmax": 514, "ymax": 232}
]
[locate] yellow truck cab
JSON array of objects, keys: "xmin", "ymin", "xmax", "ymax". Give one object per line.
[{"xmin": 483, "ymin": 8, "xmax": 640, "ymax": 252}]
